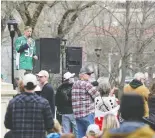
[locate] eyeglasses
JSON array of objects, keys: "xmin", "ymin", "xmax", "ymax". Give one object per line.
[{"xmin": 86, "ymin": 73, "xmax": 92, "ymax": 76}]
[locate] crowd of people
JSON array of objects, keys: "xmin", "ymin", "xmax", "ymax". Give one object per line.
[
  {"xmin": 4, "ymin": 68, "xmax": 155, "ymax": 138},
  {"xmin": 3, "ymin": 26, "xmax": 155, "ymax": 138}
]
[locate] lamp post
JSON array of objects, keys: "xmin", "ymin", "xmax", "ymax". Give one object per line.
[
  {"xmin": 7, "ymin": 18, "xmax": 18, "ymax": 88},
  {"xmin": 61, "ymin": 39, "xmax": 67, "ymax": 83},
  {"xmin": 95, "ymin": 48, "xmax": 102, "ymax": 78}
]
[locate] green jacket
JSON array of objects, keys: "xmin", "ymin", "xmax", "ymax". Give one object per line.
[{"xmin": 15, "ymin": 35, "xmax": 36, "ymax": 70}]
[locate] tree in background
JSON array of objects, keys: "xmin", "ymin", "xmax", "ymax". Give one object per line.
[{"xmin": 1, "ymin": 1, "xmax": 155, "ymax": 93}]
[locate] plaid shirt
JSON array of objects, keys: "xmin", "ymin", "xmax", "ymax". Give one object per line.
[
  {"xmin": 4, "ymin": 92, "xmax": 54, "ymax": 138},
  {"xmin": 72, "ymin": 80, "xmax": 100, "ymax": 118}
]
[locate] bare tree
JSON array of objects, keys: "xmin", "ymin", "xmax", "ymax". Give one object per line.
[
  {"xmin": 1, "ymin": 1, "xmax": 155, "ymax": 87},
  {"xmin": 118, "ymin": 1, "xmax": 131, "ymax": 98},
  {"xmin": 1, "ymin": 1, "xmax": 16, "ymax": 37},
  {"xmin": 134, "ymin": 1, "xmax": 155, "ymax": 71},
  {"xmin": 15, "ymin": 1, "xmax": 59, "ymax": 36},
  {"xmin": 89, "ymin": 1, "xmax": 155, "ymax": 99},
  {"xmin": 57, "ymin": 1, "xmax": 96, "ymax": 38}
]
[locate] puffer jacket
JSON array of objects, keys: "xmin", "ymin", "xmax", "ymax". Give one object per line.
[{"xmin": 55, "ymin": 82, "xmax": 73, "ymax": 114}]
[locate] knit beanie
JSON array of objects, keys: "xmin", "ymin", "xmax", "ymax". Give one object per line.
[{"xmin": 120, "ymin": 93, "xmax": 144, "ymax": 120}]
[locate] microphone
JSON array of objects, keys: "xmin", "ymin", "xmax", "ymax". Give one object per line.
[{"xmin": 27, "ymin": 37, "xmax": 33, "ymax": 46}]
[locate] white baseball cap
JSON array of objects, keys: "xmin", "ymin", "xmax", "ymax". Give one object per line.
[
  {"xmin": 36, "ymin": 70, "xmax": 49, "ymax": 78},
  {"xmin": 23, "ymin": 74, "xmax": 37, "ymax": 86},
  {"xmin": 63, "ymin": 72, "xmax": 75, "ymax": 80},
  {"xmin": 86, "ymin": 124, "xmax": 102, "ymax": 136}
]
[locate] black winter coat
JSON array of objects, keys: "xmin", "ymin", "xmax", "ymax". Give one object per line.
[
  {"xmin": 40, "ymin": 83, "xmax": 55, "ymax": 118},
  {"xmin": 55, "ymin": 82, "xmax": 73, "ymax": 114}
]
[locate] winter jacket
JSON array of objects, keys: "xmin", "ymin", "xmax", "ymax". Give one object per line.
[
  {"xmin": 124, "ymin": 79, "xmax": 150, "ymax": 117},
  {"xmin": 41, "ymin": 83, "xmax": 55, "ymax": 118},
  {"xmin": 55, "ymin": 82, "xmax": 73, "ymax": 114},
  {"xmin": 103, "ymin": 121, "xmax": 155, "ymax": 138}
]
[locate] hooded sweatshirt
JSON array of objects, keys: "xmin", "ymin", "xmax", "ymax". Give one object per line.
[
  {"xmin": 103, "ymin": 121, "xmax": 155, "ymax": 138},
  {"xmin": 124, "ymin": 79, "xmax": 150, "ymax": 117}
]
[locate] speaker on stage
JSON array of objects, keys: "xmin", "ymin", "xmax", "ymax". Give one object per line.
[
  {"xmin": 66, "ymin": 47, "xmax": 82, "ymax": 74},
  {"xmin": 33, "ymin": 38, "xmax": 60, "ymax": 73}
]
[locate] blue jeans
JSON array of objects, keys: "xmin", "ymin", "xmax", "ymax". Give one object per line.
[
  {"xmin": 62, "ymin": 114, "xmax": 78, "ymax": 138},
  {"xmin": 76, "ymin": 113, "xmax": 94, "ymax": 138}
]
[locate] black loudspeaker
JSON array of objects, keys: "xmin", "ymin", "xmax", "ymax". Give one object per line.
[
  {"xmin": 33, "ymin": 38, "xmax": 60, "ymax": 73},
  {"xmin": 66, "ymin": 47, "xmax": 82, "ymax": 74}
]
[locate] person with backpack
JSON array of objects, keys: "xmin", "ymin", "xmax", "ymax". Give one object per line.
[{"xmin": 55, "ymin": 72, "xmax": 78, "ymax": 138}]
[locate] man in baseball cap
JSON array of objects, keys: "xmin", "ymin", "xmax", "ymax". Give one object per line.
[
  {"xmin": 55, "ymin": 71, "xmax": 78, "ymax": 137},
  {"xmin": 79, "ymin": 67, "xmax": 94, "ymax": 75},
  {"xmin": 4, "ymin": 73, "xmax": 54, "ymax": 138},
  {"xmin": 23, "ymin": 73, "xmax": 37, "ymax": 89},
  {"xmin": 37, "ymin": 70, "xmax": 55, "ymax": 118},
  {"xmin": 63, "ymin": 72, "xmax": 75, "ymax": 81},
  {"xmin": 72, "ymin": 67, "xmax": 100, "ymax": 138},
  {"xmin": 36, "ymin": 70, "xmax": 49, "ymax": 78}
]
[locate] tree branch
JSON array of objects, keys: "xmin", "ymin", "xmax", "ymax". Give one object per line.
[
  {"xmin": 98, "ymin": 4, "xmax": 125, "ymax": 30},
  {"xmin": 48, "ymin": 1, "xmax": 60, "ymax": 8},
  {"xmin": 24, "ymin": 3, "xmax": 32, "ymax": 25},
  {"xmin": 31, "ymin": 2, "xmax": 46, "ymax": 29},
  {"xmin": 69, "ymin": 7, "xmax": 105, "ymax": 45},
  {"xmin": 16, "ymin": 3, "xmax": 31, "ymax": 25},
  {"xmin": 57, "ymin": 1, "xmax": 96, "ymax": 38}
]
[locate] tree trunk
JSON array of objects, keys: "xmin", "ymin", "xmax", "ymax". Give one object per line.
[
  {"xmin": 135, "ymin": 1, "xmax": 147, "ymax": 72},
  {"xmin": 118, "ymin": 1, "xmax": 131, "ymax": 100}
]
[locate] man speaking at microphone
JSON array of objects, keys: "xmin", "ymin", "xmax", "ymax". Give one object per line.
[{"xmin": 15, "ymin": 26, "xmax": 38, "ymax": 80}]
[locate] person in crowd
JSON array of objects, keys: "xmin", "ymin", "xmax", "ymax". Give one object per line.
[
  {"xmin": 15, "ymin": 26, "xmax": 38, "ymax": 80},
  {"xmin": 37, "ymin": 70, "xmax": 55, "ymax": 118},
  {"xmin": 61, "ymin": 133, "xmax": 76, "ymax": 138},
  {"xmin": 61, "ymin": 134, "xmax": 75, "ymax": 138},
  {"xmin": 148, "ymin": 79, "xmax": 155, "ymax": 124},
  {"xmin": 18, "ymin": 80, "xmax": 25, "ymax": 92},
  {"xmin": 16, "ymin": 78, "xmax": 41, "ymax": 94},
  {"xmin": 102, "ymin": 113, "xmax": 120, "ymax": 134},
  {"xmin": 4, "ymin": 131, "xmax": 13, "ymax": 138},
  {"xmin": 13, "ymin": 80, "xmax": 25, "ymax": 97},
  {"xmin": 72, "ymin": 67, "xmax": 100, "ymax": 138},
  {"xmin": 95, "ymin": 78, "xmax": 120, "ymax": 130},
  {"xmin": 103, "ymin": 93, "xmax": 155, "ymax": 138},
  {"xmin": 4, "ymin": 74, "xmax": 54, "ymax": 138},
  {"xmin": 47, "ymin": 119, "xmax": 75, "ymax": 138},
  {"xmin": 143, "ymin": 79, "xmax": 155, "ymax": 130},
  {"xmin": 56, "ymin": 71, "xmax": 78, "ymax": 137},
  {"xmin": 52, "ymin": 119, "xmax": 62, "ymax": 134},
  {"xmin": 83, "ymin": 124, "xmax": 102, "ymax": 138},
  {"xmin": 91, "ymin": 81, "xmax": 99, "ymax": 87},
  {"xmin": 124, "ymin": 72, "xmax": 150, "ymax": 117},
  {"xmin": 46, "ymin": 119, "xmax": 62, "ymax": 138}
]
